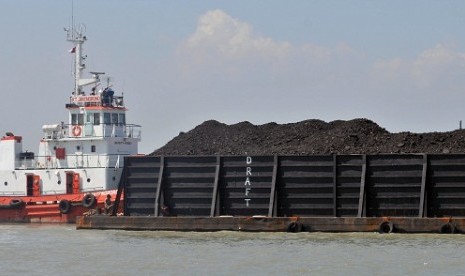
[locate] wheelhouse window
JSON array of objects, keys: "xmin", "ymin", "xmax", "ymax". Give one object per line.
[
  {"xmin": 86, "ymin": 114, "xmax": 92, "ymax": 124},
  {"xmin": 93, "ymin": 113, "xmax": 100, "ymax": 125},
  {"xmin": 104, "ymin": 112, "xmax": 123, "ymax": 125},
  {"xmin": 104, "ymin": 113, "xmax": 111, "ymax": 124},
  {"xmin": 111, "ymin": 113, "xmax": 118, "ymax": 124},
  {"xmin": 119, "ymin": 113, "xmax": 126, "ymax": 125},
  {"xmin": 86, "ymin": 113, "xmax": 101, "ymax": 125},
  {"xmin": 72, "ymin": 114, "xmax": 84, "ymax": 125}
]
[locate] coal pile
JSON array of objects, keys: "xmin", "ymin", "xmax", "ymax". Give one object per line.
[{"xmin": 151, "ymin": 118, "xmax": 465, "ymax": 156}]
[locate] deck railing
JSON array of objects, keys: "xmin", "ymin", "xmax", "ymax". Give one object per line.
[
  {"xmin": 43, "ymin": 124, "xmax": 142, "ymax": 140},
  {"xmin": 15, "ymin": 153, "xmax": 127, "ymax": 170}
]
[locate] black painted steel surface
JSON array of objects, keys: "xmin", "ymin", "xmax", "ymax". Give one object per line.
[{"xmin": 121, "ymin": 154, "xmax": 465, "ymax": 218}]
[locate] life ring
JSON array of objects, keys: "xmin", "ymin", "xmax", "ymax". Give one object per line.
[
  {"xmin": 72, "ymin": 125, "xmax": 82, "ymax": 136},
  {"xmin": 379, "ymin": 221, "xmax": 395, "ymax": 234},
  {"xmin": 82, "ymin": 194, "xmax": 96, "ymax": 208},
  {"xmin": 286, "ymin": 221, "xmax": 303, "ymax": 233},
  {"xmin": 440, "ymin": 222, "xmax": 456, "ymax": 234},
  {"xmin": 59, "ymin": 200, "xmax": 71, "ymax": 214},
  {"xmin": 9, "ymin": 199, "xmax": 24, "ymax": 208}
]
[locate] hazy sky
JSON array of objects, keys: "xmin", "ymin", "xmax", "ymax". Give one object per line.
[{"xmin": 1, "ymin": 1, "xmax": 465, "ymax": 154}]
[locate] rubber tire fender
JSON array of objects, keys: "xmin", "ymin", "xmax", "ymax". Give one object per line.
[
  {"xmin": 82, "ymin": 194, "xmax": 96, "ymax": 208},
  {"xmin": 378, "ymin": 221, "xmax": 394, "ymax": 234},
  {"xmin": 9, "ymin": 199, "xmax": 24, "ymax": 208},
  {"xmin": 286, "ymin": 221, "xmax": 303, "ymax": 233},
  {"xmin": 440, "ymin": 222, "xmax": 456, "ymax": 234},
  {"xmin": 59, "ymin": 200, "xmax": 71, "ymax": 214}
]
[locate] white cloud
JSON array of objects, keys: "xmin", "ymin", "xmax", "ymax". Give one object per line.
[
  {"xmin": 373, "ymin": 44, "xmax": 465, "ymax": 90},
  {"xmin": 179, "ymin": 9, "xmax": 364, "ymax": 70},
  {"xmin": 185, "ymin": 9, "xmax": 291, "ymax": 61},
  {"xmin": 177, "ymin": 10, "xmax": 465, "ymax": 94},
  {"xmin": 175, "ymin": 9, "xmax": 366, "ymax": 89},
  {"xmin": 169, "ymin": 9, "xmax": 465, "ymax": 127},
  {"xmin": 413, "ymin": 44, "xmax": 465, "ymax": 87}
]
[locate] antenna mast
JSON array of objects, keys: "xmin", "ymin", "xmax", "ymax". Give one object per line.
[
  {"xmin": 65, "ymin": 24, "xmax": 101, "ymax": 96},
  {"xmin": 65, "ymin": 2, "xmax": 102, "ymax": 96}
]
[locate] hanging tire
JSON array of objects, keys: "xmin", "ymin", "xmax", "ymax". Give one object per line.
[
  {"xmin": 59, "ymin": 200, "xmax": 71, "ymax": 214},
  {"xmin": 379, "ymin": 221, "xmax": 395, "ymax": 234},
  {"xmin": 9, "ymin": 199, "xmax": 24, "ymax": 208},
  {"xmin": 82, "ymin": 194, "xmax": 96, "ymax": 208},
  {"xmin": 440, "ymin": 222, "xmax": 456, "ymax": 234},
  {"xmin": 286, "ymin": 221, "xmax": 303, "ymax": 233}
]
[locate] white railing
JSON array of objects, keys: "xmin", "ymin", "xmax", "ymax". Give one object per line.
[
  {"xmin": 43, "ymin": 124, "xmax": 141, "ymax": 140},
  {"xmin": 15, "ymin": 154, "xmax": 128, "ymax": 170}
]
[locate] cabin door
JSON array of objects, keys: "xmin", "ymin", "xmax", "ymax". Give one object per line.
[
  {"xmin": 66, "ymin": 172, "xmax": 73, "ymax": 194},
  {"xmin": 26, "ymin": 174, "xmax": 41, "ymax": 196},
  {"xmin": 66, "ymin": 172, "xmax": 80, "ymax": 194},
  {"xmin": 72, "ymin": 173, "xmax": 80, "ymax": 194},
  {"xmin": 33, "ymin": 175, "xmax": 41, "ymax": 196},
  {"xmin": 27, "ymin": 175, "xmax": 33, "ymax": 196}
]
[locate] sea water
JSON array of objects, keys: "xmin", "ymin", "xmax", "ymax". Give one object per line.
[{"xmin": 0, "ymin": 224, "xmax": 464, "ymax": 275}]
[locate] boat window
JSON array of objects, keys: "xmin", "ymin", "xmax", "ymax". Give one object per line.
[
  {"xmin": 93, "ymin": 113, "xmax": 100, "ymax": 125},
  {"xmin": 72, "ymin": 114, "xmax": 78, "ymax": 125},
  {"xmin": 71, "ymin": 114, "xmax": 84, "ymax": 125},
  {"xmin": 112, "ymin": 113, "xmax": 118, "ymax": 124},
  {"xmin": 119, "ymin": 113, "xmax": 126, "ymax": 125},
  {"xmin": 104, "ymin": 113, "xmax": 111, "ymax": 124},
  {"xmin": 86, "ymin": 113, "xmax": 92, "ymax": 123},
  {"xmin": 78, "ymin": 114, "xmax": 84, "ymax": 125}
]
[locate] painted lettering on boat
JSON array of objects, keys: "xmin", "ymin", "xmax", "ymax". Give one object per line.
[
  {"xmin": 114, "ymin": 141, "xmax": 132, "ymax": 145},
  {"xmin": 71, "ymin": 96, "xmax": 101, "ymax": 103},
  {"xmin": 244, "ymin": 156, "xmax": 252, "ymax": 207}
]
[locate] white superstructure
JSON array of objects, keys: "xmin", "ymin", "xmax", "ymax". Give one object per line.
[{"xmin": 0, "ymin": 26, "xmax": 141, "ymax": 197}]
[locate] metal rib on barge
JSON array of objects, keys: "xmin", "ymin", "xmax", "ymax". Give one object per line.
[{"xmin": 78, "ymin": 154, "xmax": 465, "ymax": 233}]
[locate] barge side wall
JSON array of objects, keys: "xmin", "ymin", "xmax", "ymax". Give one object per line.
[{"xmin": 120, "ymin": 154, "xmax": 465, "ymax": 218}]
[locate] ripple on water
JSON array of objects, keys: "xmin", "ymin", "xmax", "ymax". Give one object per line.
[{"xmin": 1, "ymin": 225, "xmax": 465, "ymax": 275}]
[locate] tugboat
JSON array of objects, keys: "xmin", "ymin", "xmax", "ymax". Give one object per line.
[{"xmin": 0, "ymin": 25, "xmax": 141, "ymax": 222}]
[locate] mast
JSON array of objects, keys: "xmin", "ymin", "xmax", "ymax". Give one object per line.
[{"xmin": 65, "ymin": 25, "xmax": 100, "ymax": 95}]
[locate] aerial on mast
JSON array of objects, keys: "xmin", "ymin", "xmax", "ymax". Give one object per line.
[{"xmin": 65, "ymin": 24, "xmax": 102, "ymax": 96}]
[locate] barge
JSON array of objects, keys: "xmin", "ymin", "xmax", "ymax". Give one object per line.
[{"xmin": 77, "ymin": 154, "xmax": 465, "ymax": 233}]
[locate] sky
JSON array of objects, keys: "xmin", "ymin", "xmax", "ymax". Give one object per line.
[{"xmin": 1, "ymin": 1, "xmax": 465, "ymax": 154}]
